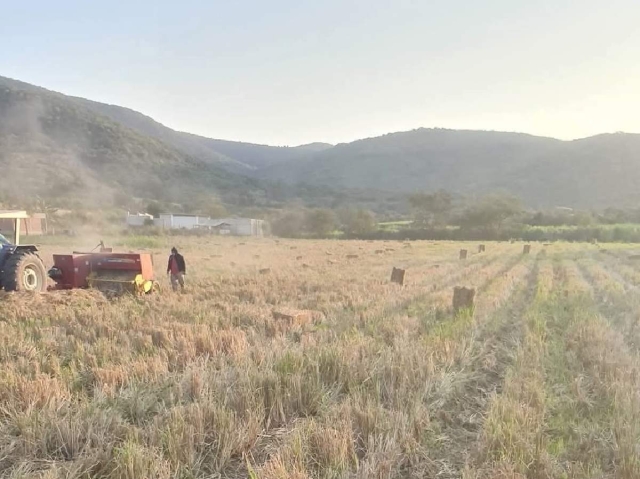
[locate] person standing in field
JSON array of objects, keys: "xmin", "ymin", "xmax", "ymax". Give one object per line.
[{"xmin": 167, "ymin": 247, "xmax": 186, "ymax": 292}]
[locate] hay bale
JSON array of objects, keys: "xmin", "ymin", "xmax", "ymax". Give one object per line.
[
  {"xmin": 346, "ymin": 254, "xmax": 359, "ymax": 259},
  {"xmin": 375, "ymin": 250, "xmax": 385, "ymax": 254},
  {"xmin": 296, "ymin": 256, "xmax": 303, "ymax": 260},
  {"xmin": 302, "ymin": 263, "xmax": 310, "ymax": 269},
  {"xmin": 523, "ymin": 245, "xmax": 531, "ymax": 255},
  {"xmin": 259, "ymin": 268, "xmax": 271, "ymax": 274},
  {"xmin": 453, "ymin": 287, "xmax": 475, "ymax": 314},
  {"xmin": 272, "ymin": 309, "xmax": 312, "ymax": 327},
  {"xmin": 459, "ymin": 249, "xmax": 468, "ymax": 260},
  {"xmin": 390, "ymin": 267, "xmax": 405, "ymax": 286},
  {"xmin": 478, "ymin": 244, "xmax": 486, "ymax": 253}
]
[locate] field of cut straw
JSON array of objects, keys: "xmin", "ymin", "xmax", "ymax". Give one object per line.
[{"xmin": 1, "ymin": 237, "xmax": 640, "ymax": 478}]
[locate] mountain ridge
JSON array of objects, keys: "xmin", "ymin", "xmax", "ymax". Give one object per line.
[
  {"xmin": 260, "ymin": 127, "xmax": 640, "ymax": 208},
  {"xmin": 0, "ymin": 75, "xmax": 265, "ymax": 207},
  {"xmin": 2, "ymin": 74, "xmax": 640, "ymax": 210}
]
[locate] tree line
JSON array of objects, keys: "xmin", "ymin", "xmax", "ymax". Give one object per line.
[
  {"xmin": 270, "ymin": 208, "xmax": 377, "ymax": 238},
  {"xmin": 270, "ymin": 189, "xmax": 640, "ymax": 242}
]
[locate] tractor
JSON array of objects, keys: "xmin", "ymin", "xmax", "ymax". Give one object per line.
[
  {"xmin": 0, "ymin": 211, "xmax": 48, "ymax": 292},
  {"xmin": 0, "ymin": 211, "xmax": 156, "ymax": 296}
]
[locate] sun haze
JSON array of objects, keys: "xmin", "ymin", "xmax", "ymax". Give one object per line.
[{"xmin": 3, "ymin": 0, "xmax": 639, "ymax": 145}]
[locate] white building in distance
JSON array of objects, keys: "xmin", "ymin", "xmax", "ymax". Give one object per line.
[
  {"xmin": 155, "ymin": 213, "xmax": 210, "ymax": 230},
  {"xmin": 127, "ymin": 212, "xmax": 265, "ymax": 237},
  {"xmin": 125, "ymin": 212, "xmax": 154, "ymax": 227},
  {"xmin": 208, "ymin": 218, "xmax": 265, "ymax": 237}
]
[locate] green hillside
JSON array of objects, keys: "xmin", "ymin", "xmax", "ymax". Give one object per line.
[
  {"xmin": 3, "ymin": 75, "xmax": 640, "ymax": 211},
  {"xmin": 68, "ymin": 89, "xmax": 331, "ymax": 171},
  {"xmin": 0, "ymin": 76, "xmax": 262, "ymax": 207},
  {"xmin": 260, "ymin": 128, "xmax": 640, "ymax": 208}
]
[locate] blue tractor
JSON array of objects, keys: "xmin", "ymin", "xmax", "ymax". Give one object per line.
[{"xmin": 0, "ymin": 211, "xmax": 47, "ymax": 292}]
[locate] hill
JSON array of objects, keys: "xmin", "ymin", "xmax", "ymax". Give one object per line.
[
  {"xmin": 3, "ymin": 75, "xmax": 640, "ymax": 211},
  {"xmin": 68, "ymin": 90, "xmax": 331, "ymax": 172},
  {"xmin": 201, "ymin": 139, "xmax": 332, "ymax": 170},
  {"xmin": 0, "ymin": 76, "xmax": 263, "ymax": 207},
  {"xmin": 68, "ymin": 98, "xmax": 250, "ymax": 173},
  {"xmin": 0, "ymin": 76, "xmax": 380, "ymax": 214},
  {"xmin": 259, "ymin": 128, "xmax": 640, "ymax": 208}
]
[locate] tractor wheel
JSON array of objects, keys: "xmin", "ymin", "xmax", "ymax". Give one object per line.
[{"xmin": 2, "ymin": 251, "xmax": 48, "ymax": 292}]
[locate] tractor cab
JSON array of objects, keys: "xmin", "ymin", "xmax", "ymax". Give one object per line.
[{"xmin": 0, "ymin": 210, "xmax": 47, "ymax": 292}]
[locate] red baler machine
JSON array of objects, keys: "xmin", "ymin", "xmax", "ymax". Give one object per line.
[{"xmin": 48, "ymin": 248, "xmax": 156, "ymax": 295}]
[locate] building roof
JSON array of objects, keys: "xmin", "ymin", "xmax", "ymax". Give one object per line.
[{"xmin": 0, "ymin": 210, "xmax": 29, "ymax": 219}]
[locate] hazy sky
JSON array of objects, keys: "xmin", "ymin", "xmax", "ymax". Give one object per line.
[{"xmin": 2, "ymin": 0, "xmax": 639, "ymax": 145}]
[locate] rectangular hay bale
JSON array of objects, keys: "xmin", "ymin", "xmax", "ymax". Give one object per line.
[
  {"xmin": 453, "ymin": 286, "xmax": 476, "ymax": 314},
  {"xmin": 391, "ymin": 267, "xmax": 405, "ymax": 285}
]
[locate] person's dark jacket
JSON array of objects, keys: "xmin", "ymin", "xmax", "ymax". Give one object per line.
[{"xmin": 167, "ymin": 253, "xmax": 186, "ymax": 274}]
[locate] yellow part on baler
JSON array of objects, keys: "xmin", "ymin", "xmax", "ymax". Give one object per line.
[
  {"xmin": 88, "ymin": 271, "xmax": 154, "ymax": 296},
  {"xmin": 135, "ymin": 274, "xmax": 154, "ymax": 294}
]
